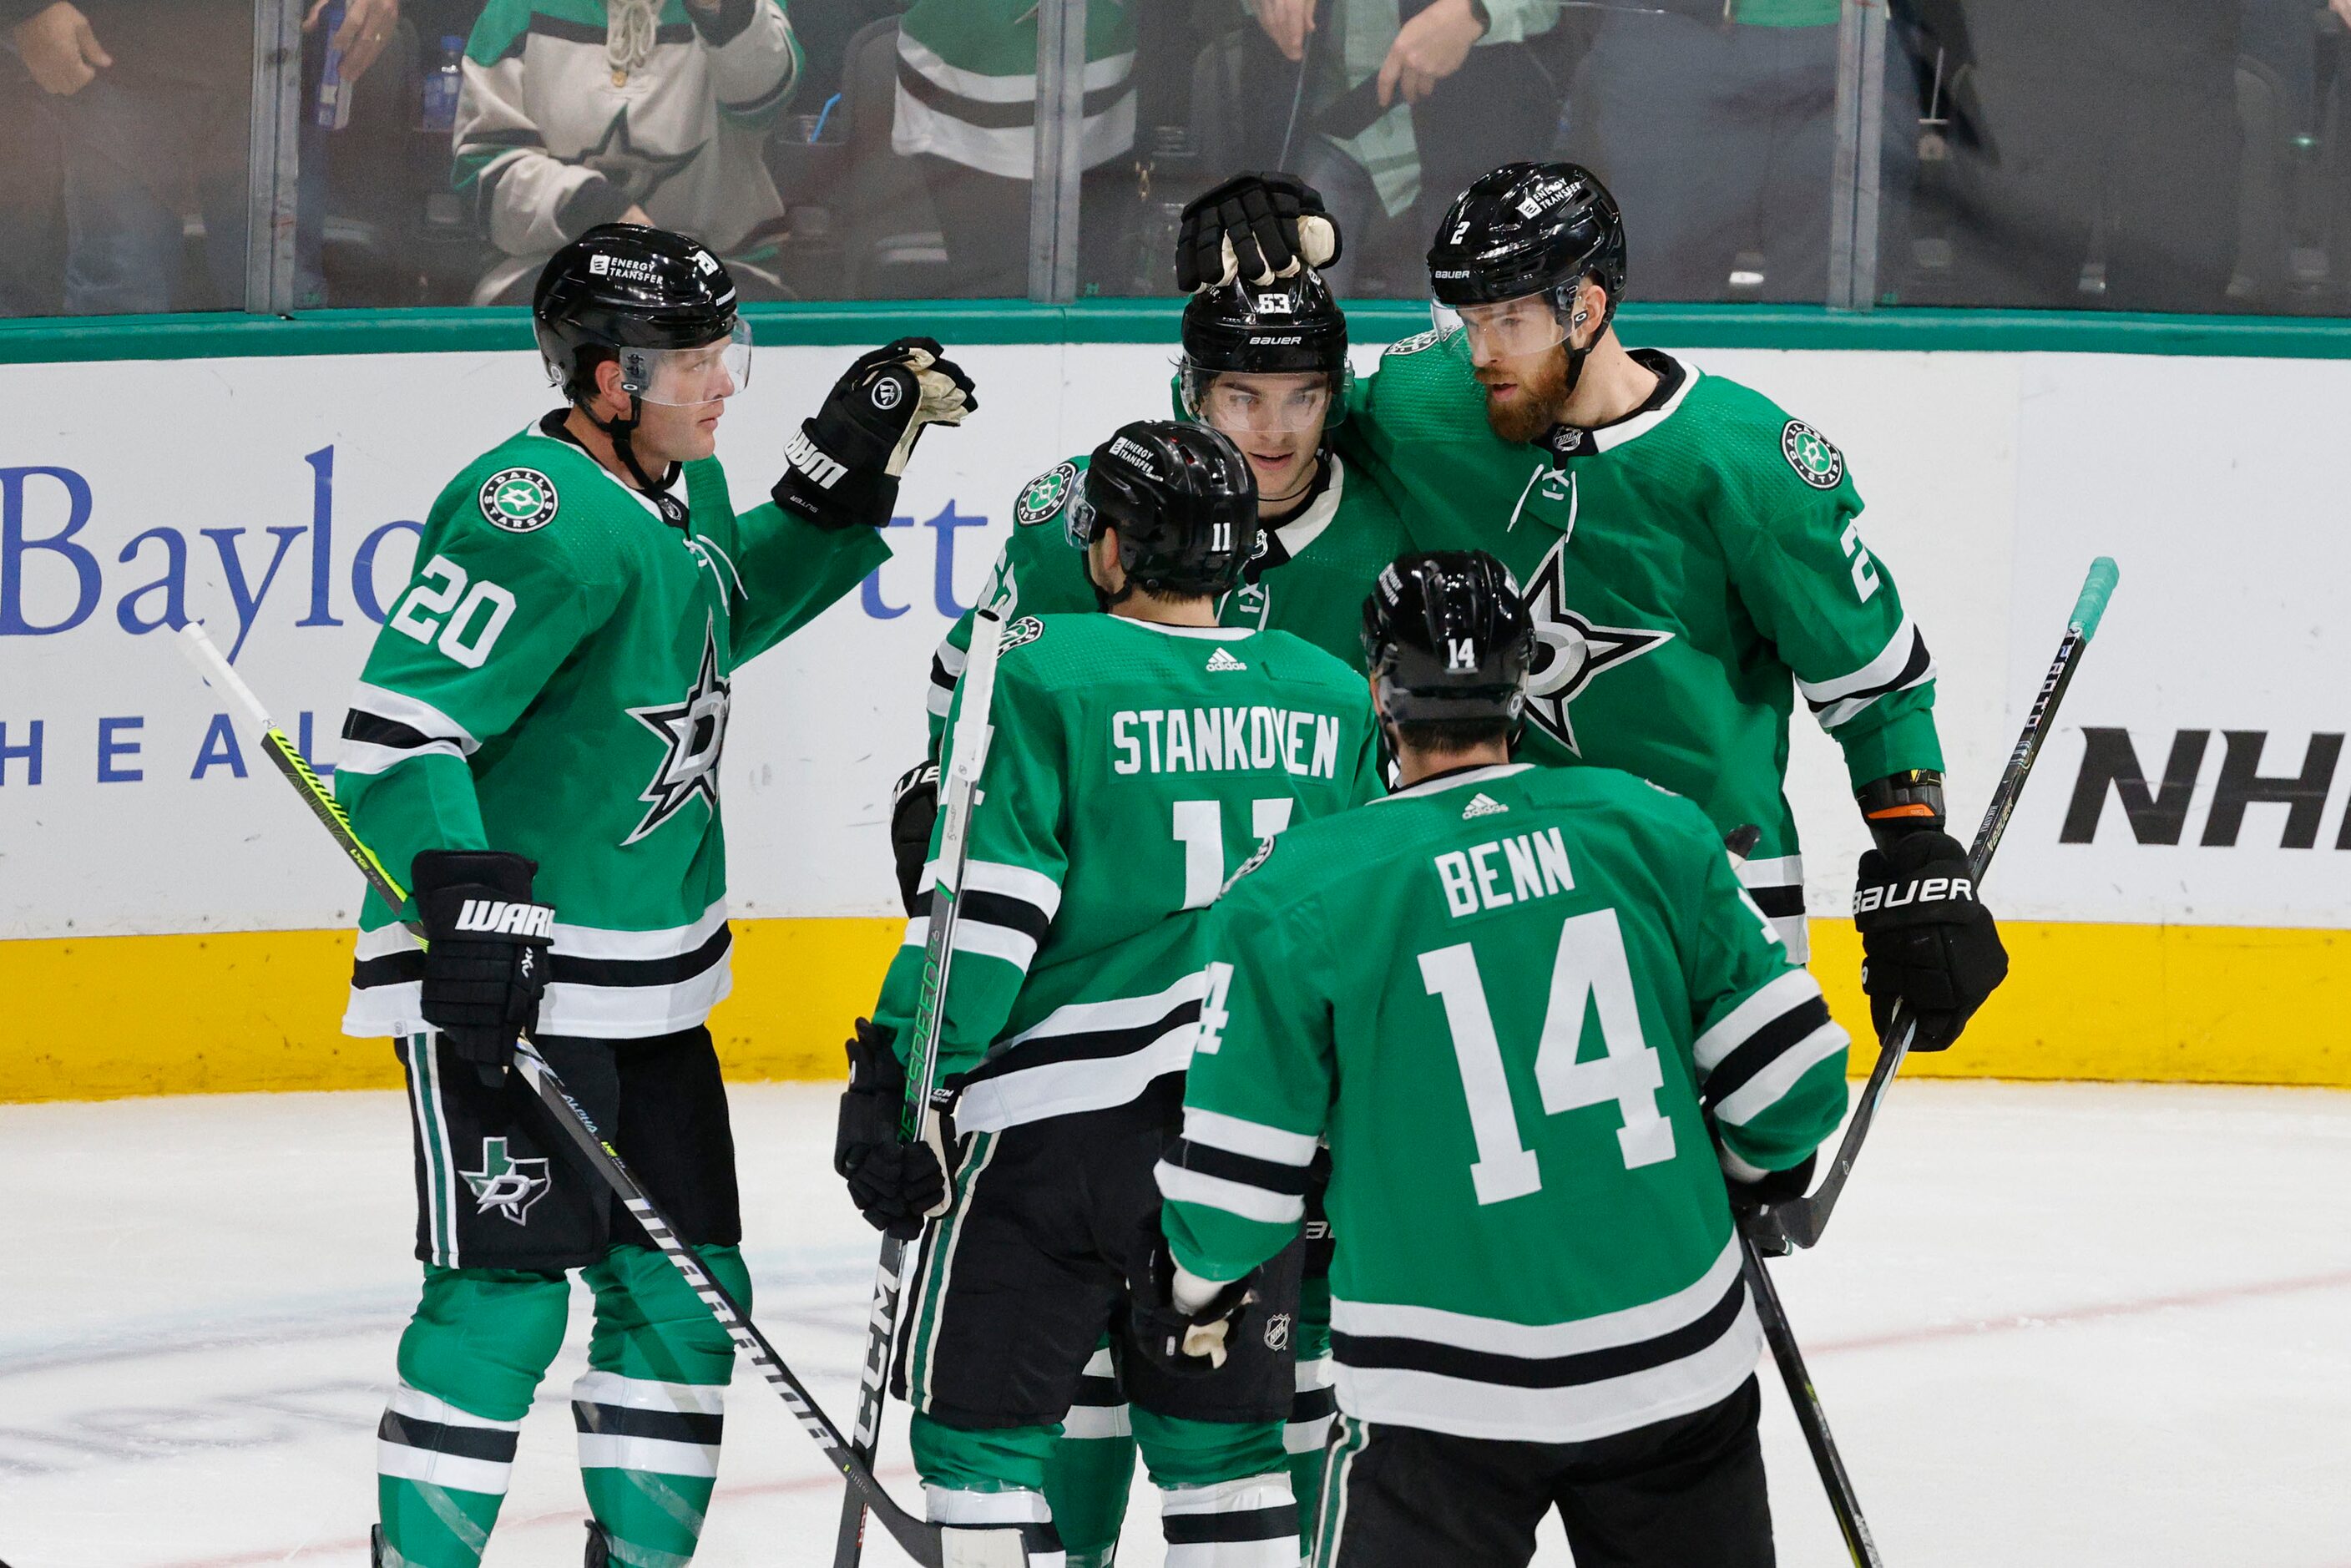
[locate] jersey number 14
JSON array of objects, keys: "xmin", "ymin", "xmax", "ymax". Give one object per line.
[{"xmin": 1419, "ymin": 907, "xmax": 1675, "ymax": 1205}]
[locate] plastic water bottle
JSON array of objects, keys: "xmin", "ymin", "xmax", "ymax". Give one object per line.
[
  {"xmin": 419, "ymin": 36, "xmax": 465, "ymax": 133},
  {"xmin": 315, "ymin": 0, "xmax": 354, "ymax": 130}
]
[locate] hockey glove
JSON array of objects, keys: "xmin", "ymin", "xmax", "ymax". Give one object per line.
[
  {"xmin": 1128, "ymin": 1225, "xmax": 1258, "ymax": 1379},
  {"xmin": 834, "ymin": 1019, "xmax": 949, "ymax": 1240},
  {"xmin": 890, "ymin": 759, "xmax": 940, "ymax": 918},
  {"xmin": 1719, "ymin": 1147, "xmax": 1816, "ymax": 1218},
  {"xmin": 411, "ymin": 849, "xmax": 554, "ymax": 1083},
  {"xmin": 1853, "ymin": 831, "xmax": 2008, "ymax": 1051},
  {"xmin": 773, "ymin": 337, "xmax": 978, "ymax": 533},
  {"xmin": 1175, "ymin": 172, "xmax": 1342, "ymax": 291}
]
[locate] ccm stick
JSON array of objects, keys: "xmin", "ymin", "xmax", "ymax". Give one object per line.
[
  {"xmin": 173, "ymin": 622, "xmax": 953, "ymax": 1568},
  {"xmin": 835, "ymin": 608, "xmax": 1010, "ymax": 1568},
  {"xmin": 1748, "ymin": 555, "xmax": 2120, "ymax": 1257}
]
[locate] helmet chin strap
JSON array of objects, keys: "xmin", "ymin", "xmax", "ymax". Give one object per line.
[
  {"xmin": 591, "ymin": 392, "xmax": 678, "ymax": 499},
  {"xmin": 1085, "ymin": 541, "xmax": 1139, "ymax": 613}
]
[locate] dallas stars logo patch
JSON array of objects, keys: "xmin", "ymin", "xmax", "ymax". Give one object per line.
[
  {"xmin": 999, "ymin": 615, "xmax": 1046, "ymax": 653},
  {"xmin": 624, "ymin": 614, "xmax": 731, "ymax": 845},
  {"xmin": 461, "ymin": 1137, "xmax": 552, "ymax": 1226},
  {"xmin": 1520, "ymin": 540, "xmax": 1673, "ymax": 755},
  {"xmin": 1781, "ymin": 421, "xmax": 1844, "ymax": 489},
  {"xmin": 480, "ymin": 468, "xmax": 559, "ymax": 532},
  {"xmin": 1015, "ymin": 462, "xmax": 1077, "ymax": 527}
]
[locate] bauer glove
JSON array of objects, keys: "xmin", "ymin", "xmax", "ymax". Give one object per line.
[
  {"xmin": 774, "ymin": 337, "xmax": 978, "ymax": 532},
  {"xmin": 1176, "ymin": 172, "xmax": 1342, "ymax": 291},
  {"xmin": 411, "ymin": 849, "xmax": 554, "ymax": 1083},
  {"xmin": 890, "ymin": 759, "xmax": 940, "ymax": 918},
  {"xmin": 1128, "ymin": 1225, "xmax": 1258, "ymax": 1379},
  {"xmin": 1853, "ymin": 831, "xmax": 2008, "ymax": 1051},
  {"xmin": 834, "ymin": 1019, "xmax": 950, "ymax": 1241}
]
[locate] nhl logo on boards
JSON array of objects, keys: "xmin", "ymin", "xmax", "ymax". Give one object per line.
[
  {"xmin": 1000, "ymin": 615, "xmax": 1046, "ymax": 652},
  {"xmin": 461, "ymin": 1137, "xmax": 552, "ymax": 1226},
  {"xmin": 1781, "ymin": 421, "xmax": 1845, "ymax": 489},
  {"xmin": 479, "ymin": 468, "xmax": 559, "ymax": 532},
  {"xmin": 1263, "ymin": 1313, "xmax": 1292, "ymax": 1352},
  {"xmin": 1016, "ymin": 462, "xmax": 1078, "ymax": 526}
]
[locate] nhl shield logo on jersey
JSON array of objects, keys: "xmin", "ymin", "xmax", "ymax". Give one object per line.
[
  {"xmin": 1000, "ymin": 615, "xmax": 1046, "ymax": 652},
  {"xmin": 461, "ymin": 1137, "xmax": 552, "ymax": 1225},
  {"xmin": 1262, "ymin": 1312, "xmax": 1292, "ymax": 1352},
  {"xmin": 1520, "ymin": 541, "xmax": 1673, "ymax": 754},
  {"xmin": 478, "ymin": 468, "xmax": 559, "ymax": 532},
  {"xmin": 1781, "ymin": 421, "xmax": 1845, "ymax": 490},
  {"xmin": 1016, "ymin": 462, "xmax": 1079, "ymax": 526}
]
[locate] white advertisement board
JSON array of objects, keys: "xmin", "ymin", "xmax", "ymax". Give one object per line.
[{"xmin": 2, "ymin": 341, "xmax": 2345, "ymax": 940}]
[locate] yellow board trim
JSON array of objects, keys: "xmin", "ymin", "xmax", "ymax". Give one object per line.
[{"xmin": 1, "ymin": 917, "xmax": 2343, "ymax": 1103}]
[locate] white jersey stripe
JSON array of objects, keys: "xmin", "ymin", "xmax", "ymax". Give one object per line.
[
  {"xmin": 574, "ymin": 1432, "xmax": 720, "ymax": 1477},
  {"xmin": 953, "ymin": 1022, "xmax": 1201, "ymax": 1135},
  {"xmin": 1181, "ymin": 1106, "xmax": 1321, "ymax": 1167},
  {"xmin": 1330, "ymin": 1237, "xmax": 1743, "ymax": 1358},
  {"xmin": 1712, "ymin": 1021, "xmax": 1851, "ymax": 1126},
  {"xmin": 1794, "ymin": 615, "xmax": 1923, "ymax": 704},
  {"xmin": 1155, "ymin": 1162, "xmax": 1307, "ymax": 1227},
  {"xmin": 376, "ymin": 1439, "xmax": 511, "ymax": 1495},
  {"xmin": 1692, "ymin": 970, "xmax": 1826, "ymax": 1073},
  {"xmin": 348, "ymin": 681, "xmax": 478, "ymax": 751}
]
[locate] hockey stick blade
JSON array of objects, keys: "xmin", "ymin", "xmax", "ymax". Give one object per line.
[
  {"xmin": 173, "ymin": 625, "xmax": 948, "ymax": 1565},
  {"xmin": 1749, "ymin": 557, "xmax": 2119, "ymax": 1255}
]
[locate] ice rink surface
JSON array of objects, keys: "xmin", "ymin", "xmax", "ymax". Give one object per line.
[{"xmin": 3, "ymin": 1079, "xmax": 2347, "ymax": 1568}]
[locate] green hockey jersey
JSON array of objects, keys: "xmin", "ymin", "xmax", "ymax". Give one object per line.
[
  {"xmin": 1340, "ymin": 337, "xmax": 1942, "ymax": 956},
  {"xmin": 1160, "ymin": 761, "xmax": 1848, "ymax": 1444},
  {"xmin": 872, "ymin": 611, "xmax": 1383, "ymax": 1134},
  {"xmin": 893, "ymin": 0, "xmax": 1135, "ymax": 180},
  {"xmin": 922, "ymin": 451, "xmax": 1408, "ymax": 741},
  {"xmin": 337, "ymin": 414, "xmax": 887, "ymax": 1039}
]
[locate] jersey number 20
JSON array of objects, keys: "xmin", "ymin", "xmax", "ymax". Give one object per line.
[
  {"xmin": 389, "ymin": 554, "xmax": 517, "ymax": 670},
  {"xmin": 1419, "ymin": 907, "xmax": 1675, "ymax": 1205}
]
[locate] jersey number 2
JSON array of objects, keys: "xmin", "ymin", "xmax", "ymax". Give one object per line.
[{"xmin": 1418, "ymin": 907, "xmax": 1675, "ymax": 1206}]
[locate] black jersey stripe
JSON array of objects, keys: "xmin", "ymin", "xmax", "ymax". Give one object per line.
[
  {"xmin": 1290, "ymin": 1384, "xmax": 1337, "ymax": 1421},
  {"xmin": 342, "ymin": 710, "xmax": 439, "ymax": 751},
  {"xmin": 1703, "ymin": 996, "xmax": 1833, "ymax": 1105},
  {"xmin": 1163, "ymin": 1505, "xmax": 1297, "ymax": 1545},
  {"xmin": 895, "ymin": 56, "xmax": 1130, "ymax": 130},
  {"xmin": 1073, "ymin": 1373, "xmax": 1122, "ymax": 1408},
  {"xmin": 955, "ymin": 888, "xmax": 1053, "ymax": 946},
  {"xmin": 1163, "ymin": 1138, "xmax": 1316, "ymax": 1197},
  {"xmin": 378, "ymin": 1410, "xmax": 518, "ymax": 1463},
  {"xmin": 1330, "ymin": 1276, "xmax": 1747, "ymax": 1390},
  {"xmin": 1803, "ymin": 628, "xmax": 1933, "ymax": 714},
  {"xmin": 351, "ymin": 925, "xmax": 731, "ymax": 992},
  {"xmin": 1743, "ymin": 883, "xmax": 1806, "ymax": 919},
  {"xmin": 571, "ymin": 1402, "xmax": 725, "ymax": 1444},
  {"xmin": 955, "ymin": 999, "xmax": 1201, "ymax": 1085}
]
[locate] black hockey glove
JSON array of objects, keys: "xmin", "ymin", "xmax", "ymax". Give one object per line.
[
  {"xmin": 411, "ymin": 849, "xmax": 554, "ymax": 1084},
  {"xmin": 1853, "ymin": 830, "xmax": 2008, "ymax": 1051},
  {"xmin": 834, "ymin": 1019, "xmax": 948, "ymax": 1240},
  {"xmin": 890, "ymin": 760, "xmax": 940, "ymax": 918},
  {"xmin": 1720, "ymin": 1149, "xmax": 1816, "ymax": 1218},
  {"xmin": 1128, "ymin": 1224, "xmax": 1258, "ymax": 1380},
  {"xmin": 1175, "ymin": 172, "xmax": 1342, "ymax": 291},
  {"xmin": 773, "ymin": 337, "xmax": 978, "ymax": 532}
]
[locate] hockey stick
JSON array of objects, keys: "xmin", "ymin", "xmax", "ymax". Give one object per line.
[
  {"xmin": 172, "ymin": 623, "xmax": 952, "ymax": 1568},
  {"xmin": 835, "ymin": 606, "xmax": 1010, "ymax": 1568},
  {"xmin": 1739, "ymin": 1228, "xmax": 1883, "ymax": 1567},
  {"xmin": 1747, "ymin": 555, "xmax": 2120, "ymax": 1257}
]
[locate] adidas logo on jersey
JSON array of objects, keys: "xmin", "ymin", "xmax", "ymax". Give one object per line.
[
  {"xmin": 453, "ymin": 898, "xmax": 555, "ymax": 939},
  {"xmin": 1205, "ymin": 648, "xmax": 1248, "ymax": 672},
  {"xmin": 1462, "ymin": 793, "xmax": 1508, "ymax": 819}
]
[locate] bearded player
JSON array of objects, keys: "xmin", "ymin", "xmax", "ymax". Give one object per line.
[
  {"xmin": 335, "ymin": 223, "xmax": 974, "ymax": 1568},
  {"xmin": 1176, "ymin": 165, "xmax": 2007, "ymax": 1073}
]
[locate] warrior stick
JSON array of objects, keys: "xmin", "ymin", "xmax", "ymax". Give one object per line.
[
  {"xmin": 173, "ymin": 622, "xmax": 950, "ymax": 1567},
  {"xmin": 1748, "ymin": 555, "xmax": 2120, "ymax": 1256},
  {"xmin": 835, "ymin": 607, "xmax": 1009, "ymax": 1567}
]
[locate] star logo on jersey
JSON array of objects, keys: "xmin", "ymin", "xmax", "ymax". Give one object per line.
[
  {"xmin": 1519, "ymin": 542, "xmax": 1673, "ymax": 755},
  {"xmin": 461, "ymin": 1137, "xmax": 552, "ymax": 1226},
  {"xmin": 1015, "ymin": 462, "xmax": 1077, "ymax": 527},
  {"xmin": 578, "ymin": 110, "xmax": 701, "ymax": 212},
  {"xmin": 1782, "ymin": 420, "xmax": 1845, "ymax": 489},
  {"xmin": 479, "ymin": 468, "xmax": 559, "ymax": 532},
  {"xmin": 623, "ymin": 615, "xmax": 731, "ymax": 845}
]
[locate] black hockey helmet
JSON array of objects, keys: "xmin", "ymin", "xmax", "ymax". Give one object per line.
[
  {"xmin": 1362, "ymin": 550, "xmax": 1534, "ymax": 727},
  {"xmin": 1427, "ymin": 161, "xmax": 1626, "ymax": 334},
  {"xmin": 1067, "ymin": 421, "xmax": 1260, "ymax": 599},
  {"xmin": 533, "ymin": 223, "xmax": 748, "ymax": 406},
  {"xmin": 1179, "ymin": 269, "xmax": 1351, "ymax": 431}
]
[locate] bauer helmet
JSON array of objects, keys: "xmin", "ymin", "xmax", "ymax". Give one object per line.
[
  {"xmin": 1362, "ymin": 550, "xmax": 1534, "ymax": 727},
  {"xmin": 1067, "ymin": 421, "xmax": 1260, "ymax": 599},
  {"xmin": 1427, "ymin": 163, "xmax": 1625, "ymax": 362},
  {"xmin": 533, "ymin": 224, "xmax": 751, "ymax": 408},
  {"xmin": 1178, "ymin": 269, "xmax": 1352, "ymax": 433}
]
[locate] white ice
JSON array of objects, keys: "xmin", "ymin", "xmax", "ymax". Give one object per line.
[{"xmin": 3, "ymin": 1080, "xmax": 2347, "ymax": 1567}]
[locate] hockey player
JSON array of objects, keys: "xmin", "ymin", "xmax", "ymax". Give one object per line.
[
  {"xmin": 1175, "ymin": 164, "xmax": 2008, "ymax": 1060},
  {"xmin": 1157, "ymin": 550, "xmax": 1852, "ymax": 1566},
  {"xmin": 834, "ymin": 421, "xmax": 1385, "ymax": 1566},
  {"xmin": 336, "ymin": 222, "xmax": 975, "ymax": 1568}
]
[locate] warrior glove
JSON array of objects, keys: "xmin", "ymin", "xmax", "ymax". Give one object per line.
[
  {"xmin": 1176, "ymin": 173, "xmax": 1342, "ymax": 291},
  {"xmin": 890, "ymin": 760, "xmax": 940, "ymax": 918},
  {"xmin": 1129, "ymin": 1227, "xmax": 1258, "ymax": 1379},
  {"xmin": 411, "ymin": 849, "xmax": 554, "ymax": 1083},
  {"xmin": 1853, "ymin": 831, "xmax": 2008, "ymax": 1051},
  {"xmin": 774, "ymin": 337, "xmax": 978, "ymax": 532},
  {"xmin": 834, "ymin": 1019, "xmax": 948, "ymax": 1240}
]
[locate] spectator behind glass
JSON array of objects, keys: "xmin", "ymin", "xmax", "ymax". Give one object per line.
[
  {"xmin": 455, "ymin": 0, "xmax": 801, "ymax": 306},
  {"xmin": 3, "ymin": 0, "xmax": 393, "ymax": 314},
  {"xmin": 1246, "ymin": 0, "xmax": 1568, "ymax": 296},
  {"xmin": 892, "ymin": 0, "xmax": 1135, "ymax": 297}
]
